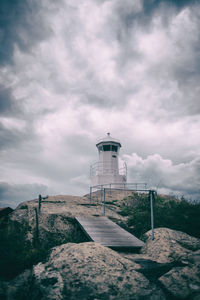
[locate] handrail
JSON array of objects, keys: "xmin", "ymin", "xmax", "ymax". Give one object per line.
[
  {"xmin": 91, "ymin": 182, "xmax": 148, "ymax": 190},
  {"xmin": 88, "ymin": 185, "xmax": 155, "ymax": 241},
  {"xmin": 90, "ymin": 161, "xmax": 127, "ymax": 177}
]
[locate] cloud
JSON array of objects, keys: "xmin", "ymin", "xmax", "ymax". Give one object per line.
[
  {"xmin": 0, "ymin": 0, "xmax": 200, "ymax": 207},
  {"xmin": 124, "ymin": 153, "xmax": 200, "ymax": 199},
  {"xmin": 0, "ymin": 182, "xmax": 50, "ymax": 208},
  {"xmin": 0, "ymin": 0, "xmax": 55, "ymax": 66},
  {"xmin": 0, "ymin": 84, "xmax": 19, "ymax": 116}
]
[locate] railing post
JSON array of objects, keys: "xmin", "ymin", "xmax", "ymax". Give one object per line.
[
  {"xmin": 109, "ymin": 184, "xmax": 111, "ymax": 196},
  {"xmin": 90, "ymin": 187, "xmax": 92, "ymax": 205},
  {"xmin": 103, "ymin": 188, "xmax": 106, "ymax": 216},
  {"xmin": 123, "ymin": 183, "xmax": 125, "ymax": 197},
  {"xmin": 100, "ymin": 185, "xmax": 103, "ymax": 203},
  {"xmin": 149, "ymin": 190, "xmax": 154, "ymax": 240}
]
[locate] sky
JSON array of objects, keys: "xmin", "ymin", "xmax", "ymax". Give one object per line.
[{"xmin": 0, "ymin": 0, "xmax": 200, "ymax": 208}]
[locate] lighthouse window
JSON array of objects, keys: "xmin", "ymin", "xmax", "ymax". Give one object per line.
[
  {"xmin": 98, "ymin": 146, "xmax": 103, "ymax": 151},
  {"xmin": 111, "ymin": 145, "xmax": 118, "ymax": 152},
  {"xmin": 103, "ymin": 145, "xmax": 111, "ymax": 151}
]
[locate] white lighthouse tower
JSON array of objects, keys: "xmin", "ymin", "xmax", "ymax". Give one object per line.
[{"xmin": 90, "ymin": 133, "xmax": 127, "ymax": 187}]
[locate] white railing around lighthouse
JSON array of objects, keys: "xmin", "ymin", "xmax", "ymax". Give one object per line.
[{"xmin": 90, "ymin": 161, "xmax": 127, "ymax": 178}]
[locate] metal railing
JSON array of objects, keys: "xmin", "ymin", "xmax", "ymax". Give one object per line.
[
  {"xmin": 90, "ymin": 182, "xmax": 148, "ymax": 192},
  {"xmin": 88, "ymin": 183, "xmax": 156, "ymax": 240},
  {"xmin": 90, "ymin": 161, "xmax": 127, "ymax": 177}
]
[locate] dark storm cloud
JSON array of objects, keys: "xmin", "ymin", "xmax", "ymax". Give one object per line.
[
  {"xmin": 0, "ymin": 112, "xmax": 39, "ymax": 152},
  {"xmin": 0, "ymin": 123, "xmax": 24, "ymax": 150},
  {"xmin": 115, "ymin": 0, "xmax": 196, "ymax": 36},
  {"xmin": 113, "ymin": 0, "xmax": 200, "ymax": 119},
  {"xmin": 0, "ymin": 182, "xmax": 49, "ymax": 208},
  {"xmin": 142, "ymin": 0, "xmax": 198, "ymax": 19},
  {"xmin": 0, "ymin": 0, "xmax": 52, "ymax": 66},
  {"xmin": 0, "ymin": 84, "xmax": 20, "ymax": 116}
]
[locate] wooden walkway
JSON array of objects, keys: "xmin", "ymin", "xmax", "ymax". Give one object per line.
[{"xmin": 76, "ymin": 216, "xmax": 144, "ymax": 249}]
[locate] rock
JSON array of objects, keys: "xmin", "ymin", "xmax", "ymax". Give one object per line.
[
  {"xmin": 120, "ymin": 253, "xmax": 174, "ymax": 280},
  {"xmin": 5, "ymin": 242, "xmax": 166, "ymax": 300},
  {"xmin": 8, "ymin": 195, "xmax": 127, "ymax": 247},
  {"xmin": 1, "ymin": 194, "xmax": 128, "ymax": 279},
  {"xmin": 187, "ymin": 249, "xmax": 200, "ymax": 265},
  {"xmin": 140, "ymin": 228, "xmax": 200, "ymax": 299},
  {"xmin": 159, "ymin": 264, "xmax": 200, "ymax": 299},
  {"xmin": 141, "ymin": 228, "xmax": 200, "ymax": 264}
]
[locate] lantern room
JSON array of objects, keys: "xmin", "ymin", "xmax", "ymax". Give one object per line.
[{"xmin": 90, "ymin": 133, "xmax": 127, "ymax": 187}]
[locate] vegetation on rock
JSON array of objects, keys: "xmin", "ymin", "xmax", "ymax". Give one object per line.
[
  {"xmin": 0, "ymin": 214, "xmax": 87, "ymax": 280},
  {"xmin": 119, "ymin": 193, "xmax": 200, "ymax": 239},
  {"xmin": 0, "ymin": 219, "xmax": 47, "ymax": 280}
]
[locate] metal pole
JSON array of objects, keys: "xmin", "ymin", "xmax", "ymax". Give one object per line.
[
  {"xmin": 103, "ymin": 188, "xmax": 106, "ymax": 216},
  {"xmin": 90, "ymin": 187, "xmax": 92, "ymax": 205},
  {"xmin": 150, "ymin": 190, "xmax": 154, "ymax": 240},
  {"xmin": 100, "ymin": 185, "xmax": 103, "ymax": 203},
  {"xmin": 109, "ymin": 184, "xmax": 111, "ymax": 196}
]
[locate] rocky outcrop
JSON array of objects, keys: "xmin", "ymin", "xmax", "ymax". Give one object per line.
[
  {"xmin": 1, "ymin": 195, "xmax": 128, "ymax": 281},
  {"xmin": 1, "ymin": 226, "xmax": 200, "ymax": 299},
  {"xmin": 4, "ymin": 242, "xmax": 165, "ymax": 300},
  {"xmin": 8, "ymin": 195, "xmax": 127, "ymax": 247},
  {"xmin": 1, "ymin": 194, "xmax": 200, "ymax": 299},
  {"xmin": 159, "ymin": 264, "xmax": 200, "ymax": 299},
  {"xmin": 140, "ymin": 228, "xmax": 200, "ymax": 299},
  {"xmin": 141, "ymin": 227, "xmax": 200, "ymax": 264},
  {"xmin": 158, "ymin": 249, "xmax": 200, "ymax": 299}
]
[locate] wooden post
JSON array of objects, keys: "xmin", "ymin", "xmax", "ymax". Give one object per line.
[
  {"xmin": 34, "ymin": 207, "xmax": 39, "ymax": 247},
  {"xmin": 38, "ymin": 194, "xmax": 42, "ymax": 212}
]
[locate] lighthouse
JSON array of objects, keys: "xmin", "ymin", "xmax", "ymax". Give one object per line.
[{"xmin": 90, "ymin": 133, "xmax": 127, "ymax": 187}]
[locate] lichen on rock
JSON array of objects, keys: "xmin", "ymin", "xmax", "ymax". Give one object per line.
[
  {"xmin": 141, "ymin": 227, "xmax": 200, "ymax": 264},
  {"xmin": 5, "ymin": 242, "xmax": 166, "ymax": 300}
]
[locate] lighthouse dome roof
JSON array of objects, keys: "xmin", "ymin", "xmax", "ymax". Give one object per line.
[{"xmin": 96, "ymin": 133, "xmax": 121, "ymax": 147}]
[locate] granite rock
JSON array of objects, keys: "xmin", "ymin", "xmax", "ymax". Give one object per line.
[{"xmin": 5, "ymin": 242, "xmax": 166, "ymax": 300}]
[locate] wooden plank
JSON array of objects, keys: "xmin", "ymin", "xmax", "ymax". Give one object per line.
[{"xmin": 76, "ymin": 216, "xmax": 144, "ymax": 248}]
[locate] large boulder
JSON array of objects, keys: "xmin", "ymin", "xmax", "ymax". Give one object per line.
[
  {"xmin": 140, "ymin": 228, "xmax": 200, "ymax": 299},
  {"xmin": 6, "ymin": 195, "xmax": 127, "ymax": 248},
  {"xmin": 141, "ymin": 227, "xmax": 200, "ymax": 264},
  {"xmin": 5, "ymin": 242, "xmax": 165, "ymax": 300},
  {"xmin": 159, "ymin": 264, "xmax": 200, "ymax": 299},
  {"xmin": 1, "ymin": 195, "xmax": 128, "ymax": 279},
  {"xmin": 158, "ymin": 249, "xmax": 200, "ymax": 299}
]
